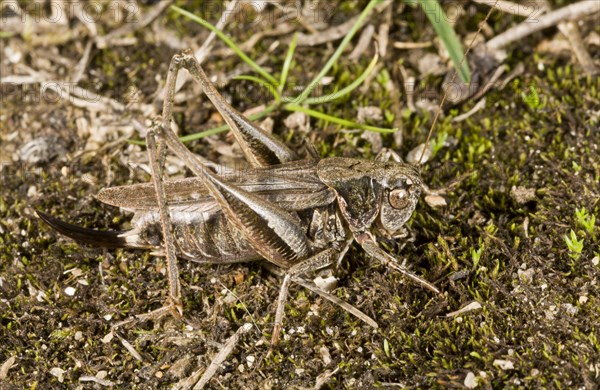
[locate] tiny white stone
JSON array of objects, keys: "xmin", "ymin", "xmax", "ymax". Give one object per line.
[
  {"xmin": 319, "ymin": 346, "xmax": 332, "ymax": 365},
  {"xmin": 101, "ymin": 332, "xmax": 114, "ymax": 344},
  {"xmin": 425, "ymin": 195, "xmax": 447, "ymax": 208},
  {"xmin": 493, "ymin": 359, "xmax": 514, "ymax": 370},
  {"xmin": 313, "ymin": 275, "xmax": 338, "ymax": 292},
  {"xmin": 103, "ymin": 314, "xmax": 112, "ymax": 321},
  {"xmin": 74, "ymin": 331, "xmax": 83, "ymax": 341},
  {"xmin": 96, "ymin": 370, "xmax": 108, "ymax": 379},
  {"xmin": 36, "ymin": 290, "xmax": 46, "ymax": 302},
  {"xmin": 27, "ymin": 186, "xmax": 38, "ymax": 197},
  {"xmin": 320, "ymin": 76, "xmax": 334, "ymax": 85},
  {"xmin": 530, "ymin": 368, "xmax": 539, "ymax": 377},
  {"xmin": 592, "ymin": 256, "xmax": 599, "ymax": 266},
  {"xmin": 5, "ymin": 45, "xmax": 22, "ymax": 63},
  {"xmin": 562, "ymin": 303, "xmax": 578, "ymax": 315},
  {"xmin": 464, "ymin": 371, "xmax": 477, "ymax": 388},
  {"xmin": 64, "ymin": 287, "xmax": 76, "ymax": 296},
  {"xmin": 405, "ymin": 143, "xmax": 432, "ymax": 164},
  {"xmin": 517, "ymin": 268, "xmax": 534, "ymax": 282},
  {"xmin": 50, "ymin": 367, "xmax": 65, "ymax": 382},
  {"xmin": 579, "ymin": 296, "xmax": 588, "ymax": 304},
  {"xmin": 223, "ymin": 291, "xmax": 236, "ymax": 304}
]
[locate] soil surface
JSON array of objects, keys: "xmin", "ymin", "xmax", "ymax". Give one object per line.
[{"xmin": 1, "ymin": 1, "xmax": 599, "ymax": 389}]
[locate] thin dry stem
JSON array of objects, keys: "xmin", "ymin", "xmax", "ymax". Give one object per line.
[
  {"xmin": 485, "ymin": 0, "xmax": 600, "ymax": 50},
  {"xmin": 418, "ymin": 0, "xmax": 499, "ymax": 165}
]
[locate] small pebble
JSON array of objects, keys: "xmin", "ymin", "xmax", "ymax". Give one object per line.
[
  {"xmin": 50, "ymin": 367, "xmax": 65, "ymax": 382},
  {"xmin": 101, "ymin": 332, "xmax": 114, "ymax": 344},
  {"xmin": 464, "ymin": 371, "xmax": 477, "ymax": 388},
  {"xmin": 64, "ymin": 287, "xmax": 76, "ymax": 296},
  {"xmin": 405, "ymin": 143, "xmax": 432, "ymax": 164},
  {"xmin": 96, "ymin": 370, "xmax": 108, "ymax": 379},
  {"xmin": 319, "ymin": 346, "xmax": 331, "ymax": 365},
  {"xmin": 510, "ymin": 186, "xmax": 536, "ymax": 204},
  {"xmin": 493, "ymin": 359, "xmax": 514, "ymax": 370}
]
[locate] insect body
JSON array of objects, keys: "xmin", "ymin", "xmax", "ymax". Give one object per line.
[{"xmin": 38, "ymin": 50, "xmax": 438, "ymax": 343}]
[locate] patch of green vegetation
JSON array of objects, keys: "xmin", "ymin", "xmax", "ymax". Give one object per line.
[{"xmin": 405, "ymin": 60, "xmax": 600, "ymax": 386}]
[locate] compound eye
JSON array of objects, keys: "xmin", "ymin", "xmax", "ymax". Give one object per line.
[{"xmin": 389, "ymin": 188, "xmax": 410, "ymax": 209}]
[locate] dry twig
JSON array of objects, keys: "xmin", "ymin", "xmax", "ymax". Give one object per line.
[
  {"xmin": 479, "ymin": 0, "xmax": 598, "ymax": 74},
  {"xmin": 485, "ymin": 0, "xmax": 600, "ymax": 50},
  {"xmin": 348, "ymin": 24, "xmax": 375, "ymax": 61},
  {"xmin": 296, "ymin": 1, "xmax": 389, "ymax": 46},
  {"xmin": 173, "ymin": 323, "xmax": 253, "ymax": 390}
]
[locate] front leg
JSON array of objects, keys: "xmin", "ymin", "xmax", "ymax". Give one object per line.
[
  {"xmin": 271, "ymin": 245, "xmax": 349, "ymax": 346},
  {"xmin": 356, "ymin": 232, "xmax": 440, "ymax": 295}
]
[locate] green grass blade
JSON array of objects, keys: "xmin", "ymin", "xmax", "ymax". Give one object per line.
[
  {"xmin": 234, "ymin": 75, "xmax": 281, "ymax": 103},
  {"xmin": 303, "ymin": 51, "xmax": 379, "ymax": 105},
  {"xmin": 279, "ymin": 33, "xmax": 297, "ymax": 94},
  {"xmin": 417, "ymin": 0, "xmax": 470, "ymax": 82},
  {"xmin": 170, "ymin": 5, "xmax": 278, "ymax": 85},
  {"xmin": 284, "ymin": 104, "xmax": 397, "ymax": 133},
  {"xmin": 284, "ymin": 0, "xmax": 383, "ymax": 104}
]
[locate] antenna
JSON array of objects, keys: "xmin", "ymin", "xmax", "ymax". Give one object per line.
[{"xmin": 418, "ymin": 0, "xmax": 499, "ymax": 165}]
